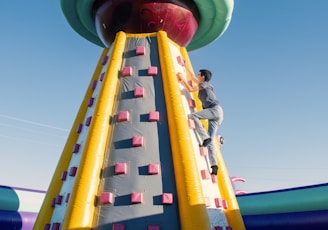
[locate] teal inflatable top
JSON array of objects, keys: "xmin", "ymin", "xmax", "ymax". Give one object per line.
[{"xmin": 60, "ymin": 0, "xmax": 234, "ymax": 51}]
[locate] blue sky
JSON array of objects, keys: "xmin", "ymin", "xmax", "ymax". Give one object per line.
[{"xmin": 0, "ymin": 1, "xmax": 327, "ymax": 193}]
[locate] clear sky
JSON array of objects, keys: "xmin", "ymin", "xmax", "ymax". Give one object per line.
[{"xmin": 0, "ymin": 1, "xmax": 327, "ymax": 194}]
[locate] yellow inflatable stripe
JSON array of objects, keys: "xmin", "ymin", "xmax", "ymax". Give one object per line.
[
  {"xmin": 157, "ymin": 31, "xmax": 210, "ymax": 230},
  {"xmin": 33, "ymin": 48, "xmax": 109, "ymax": 230},
  {"xmin": 62, "ymin": 32, "xmax": 126, "ymax": 229}
]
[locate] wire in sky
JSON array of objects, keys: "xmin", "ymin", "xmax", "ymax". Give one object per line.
[
  {"xmin": 0, "ymin": 123, "xmax": 66, "ymax": 138},
  {"xmin": 0, "ymin": 134, "xmax": 63, "ymax": 147},
  {"xmin": 0, "ymin": 114, "xmax": 69, "ymax": 132}
]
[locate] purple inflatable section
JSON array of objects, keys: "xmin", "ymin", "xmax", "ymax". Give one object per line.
[{"xmin": 20, "ymin": 211, "xmax": 38, "ymax": 230}]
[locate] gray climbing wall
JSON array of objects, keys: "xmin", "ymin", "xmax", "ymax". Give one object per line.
[{"xmin": 95, "ymin": 37, "xmax": 180, "ymax": 229}]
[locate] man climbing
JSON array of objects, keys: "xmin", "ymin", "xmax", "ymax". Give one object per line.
[{"xmin": 177, "ymin": 67, "xmax": 224, "ymax": 175}]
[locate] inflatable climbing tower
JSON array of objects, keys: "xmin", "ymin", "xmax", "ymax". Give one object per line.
[{"xmin": 34, "ymin": 0, "xmax": 245, "ymax": 229}]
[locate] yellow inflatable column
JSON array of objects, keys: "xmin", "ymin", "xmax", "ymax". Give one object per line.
[
  {"xmin": 157, "ymin": 31, "xmax": 211, "ymax": 230},
  {"xmin": 61, "ymin": 32, "xmax": 126, "ymax": 229}
]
